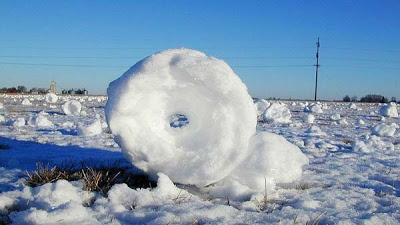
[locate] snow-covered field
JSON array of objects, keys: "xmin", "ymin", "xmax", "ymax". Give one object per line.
[{"xmin": 1, "ymin": 93, "xmax": 399, "ymax": 224}]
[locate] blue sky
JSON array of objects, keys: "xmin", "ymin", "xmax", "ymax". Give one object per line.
[{"xmin": 0, "ymin": 1, "xmax": 399, "ymax": 100}]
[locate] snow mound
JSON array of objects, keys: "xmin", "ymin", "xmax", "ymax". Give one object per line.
[
  {"xmin": 262, "ymin": 103, "xmax": 291, "ymax": 123},
  {"xmin": 306, "ymin": 125, "xmax": 326, "ymax": 136},
  {"xmin": 45, "ymin": 93, "xmax": 58, "ymax": 103},
  {"xmin": 230, "ymin": 132, "xmax": 309, "ymax": 192},
  {"xmin": 105, "ymin": 48, "xmax": 257, "ymax": 186},
  {"xmin": 380, "ymin": 103, "xmax": 398, "ymax": 118},
  {"xmin": 330, "ymin": 113, "xmax": 341, "ymax": 121},
  {"xmin": 0, "ymin": 115, "xmax": 5, "ymax": 123},
  {"xmin": 304, "ymin": 103, "xmax": 323, "ymax": 113},
  {"xmin": 32, "ymin": 115, "xmax": 53, "ymax": 127},
  {"xmin": 254, "ymin": 98, "xmax": 270, "ymax": 116},
  {"xmin": 371, "ymin": 123, "xmax": 397, "ymax": 137},
  {"xmin": 12, "ymin": 118, "xmax": 26, "ymax": 127},
  {"xmin": 302, "ymin": 114, "xmax": 315, "ymax": 123},
  {"xmin": 348, "ymin": 103, "xmax": 357, "ymax": 109},
  {"xmin": 21, "ymin": 98, "xmax": 32, "ymax": 106},
  {"xmin": 352, "ymin": 135, "xmax": 394, "ymax": 152},
  {"xmin": 77, "ymin": 120, "xmax": 102, "ymax": 136},
  {"xmin": 62, "ymin": 100, "xmax": 82, "ymax": 116},
  {"xmin": 0, "ymin": 103, "xmax": 3, "ymax": 109}
]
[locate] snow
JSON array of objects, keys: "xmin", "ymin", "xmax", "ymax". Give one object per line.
[
  {"xmin": 21, "ymin": 98, "xmax": 32, "ymax": 106},
  {"xmin": 31, "ymin": 114, "xmax": 54, "ymax": 127},
  {"xmin": 301, "ymin": 114, "xmax": 315, "ymax": 123},
  {"xmin": 105, "ymin": 48, "xmax": 257, "ymax": 186},
  {"xmin": 330, "ymin": 113, "xmax": 341, "ymax": 121},
  {"xmin": 304, "ymin": 103, "xmax": 323, "ymax": 113},
  {"xmin": 62, "ymin": 100, "xmax": 82, "ymax": 116},
  {"xmin": 263, "ymin": 103, "xmax": 291, "ymax": 123},
  {"xmin": 348, "ymin": 102, "xmax": 357, "ymax": 109},
  {"xmin": 45, "ymin": 93, "xmax": 58, "ymax": 103},
  {"xmin": 380, "ymin": 103, "xmax": 398, "ymax": 118},
  {"xmin": 1, "ymin": 83, "xmax": 400, "ymax": 223},
  {"xmin": 77, "ymin": 120, "xmax": 103, "ymax": 136},
  {"xmin": 254, "ymin": 98, "xmax": 270, "ymax": 116},
  {"xmin": 371, "ymin": 123, "xmax": 397, "ymax": 137}
]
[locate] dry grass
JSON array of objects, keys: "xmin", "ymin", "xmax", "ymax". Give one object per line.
[{"xmin": 25, "ymin": 160, "xmax": 155, "ymax": 196}]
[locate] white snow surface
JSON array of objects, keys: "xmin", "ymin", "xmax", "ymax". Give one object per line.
[
  {"xmin": 105, "ymin": 48, "xmax": 257, "ymax": 186},
  {"xmin": 263, "ymin": 103, "xmax": 292, "ymax": 123},
  {"xmin": 62, "ymin": 100, "xmax": 82, "ymax": 116},
  {"xmin": 1, "ymin": 95, "xmax": 400, "ymax": 223}
]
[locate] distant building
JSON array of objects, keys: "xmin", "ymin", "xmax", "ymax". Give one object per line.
[
  {"xmin": 62, "ymin": 88, "xmax": 88, "ymax": 95},
  {"xmin": 50, "ymin": 81, "xmax": 56, "ymax": 93}
]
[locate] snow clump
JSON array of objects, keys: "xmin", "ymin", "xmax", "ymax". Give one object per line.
[
  {"xmin": 254, "ymin": 98, "xmax": 270, "ymax": 116},
  {"xmin": 62, "ymin": 100, "xmax": 82, "ymax": 116},
  {"xmin": 263, "ymin": 103, "xmax": 292, "ymax": 123},
  {"xmin": 77, "ymin": 120, "xmax": 102, "ymax": 136},
  {"xmin": 371, "ymin": 123, "xmax": 397, "ymax": 137},
  {"xmin": 330, "ymin": 113, "xmax": 341, "ymax": 121},
  {"xmin": 12, "ymin": 118, "xmax": 26, "ymax": 127},
  {"xmin": 31, "ymin": 115, "xmax": 53, "ymax": 127},
  {"xmin": 348, "ymin": 103, "xmax": 357, "ymax": 109},
  {"xmin": 380, "ymin": 103, "xmax": 398, "ymax": 118},
  {"xmin": 230, "ymin": 132, "xmax": 309, "ymax": 192},
  {"xmin": 304, "ymin": 103, "xmax": 323, "ymax": 113},
  {"xmin": 302, "ymin": 114, "xmax": 315, "ymax": 123},
  {"xmin": 45, "ymin": 92, "xmax": 58, "ymax": 103},
  {"xmin": 105, "ymin": 48, "xmax": 307, "ymax": 187},
  {"xmin": 21, "ymin": 98, "xmax": 32, "ymax": 106}
]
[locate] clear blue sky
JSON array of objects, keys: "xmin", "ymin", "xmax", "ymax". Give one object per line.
[{"xmin": 1, "ymin": 0, "xmax": 399, "ymax": 100}]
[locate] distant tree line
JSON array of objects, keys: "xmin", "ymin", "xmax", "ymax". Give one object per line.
[
  {"xmin": 0, "ymin": 86, "xmax": 47, "ymax": 94},
  {"xmin": 343, "ymin": 94, "xmax": 396, "ymax": 103}
]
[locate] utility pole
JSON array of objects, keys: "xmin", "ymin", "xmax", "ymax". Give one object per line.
[{"xmin": 314, "ymin": 37, "xmax": 320, "ymax": 101}]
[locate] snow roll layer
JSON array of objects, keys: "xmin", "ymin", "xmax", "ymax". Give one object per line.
[{"xmin": 105, "ymin": 48, "xmax": 257, "ymax": 186}]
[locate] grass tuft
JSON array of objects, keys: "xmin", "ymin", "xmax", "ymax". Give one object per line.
[{"xmin": 25, "ymin": 160, "xmax": 155, "ymax": 196}]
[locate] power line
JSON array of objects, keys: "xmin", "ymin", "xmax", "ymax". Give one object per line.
[{"xmin": 0, "ymin": 61, "xmax": 313, "ymax": 68}]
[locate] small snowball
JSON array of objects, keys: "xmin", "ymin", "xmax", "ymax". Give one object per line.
[
  {"xmin": 32, "ymin": 115, "xmax": 53, "ymax": 127},
  {"xmin": 45, "ymin": 93, "xmax": 58, "ymax": 103},
  {"xmin": 77, "ymin": 120, "xmax": 102, "ymax": 136},
  {"xmin": 263, "ymin": 103, "xmax": 292, "ymax": 123},
  {"xmin": 13, "ymin": 118, "xmax": 26, "ymax": 127},
  {"xmin": 304, "ymin": 103, "xmax": 323, "ymax": 113},
  {"xmin": 380, "ymin": 103, "xmax": 398, "ymax": 118},
  {"xmin": 302, "ymin": 114, "xmax": 315, "ymax": 123},
  {"xmin": 0, "ymin": 115, "xmax": 5, "ymax": 123},
  {"xmin": 330, "ymin": 113, "xmax": 341, "ymax": 121},
  {"xmin": 371, "ymin": 123, "xmax": 397, "ymax": 137},
  {"xmin": 62, "ymin": 100, "xmax": 82, "ymax": 116},
  {"xmin": 357, "ymin": 119, "xmax": 365, "ymax": 125},
  {"xmin": 21, "ymin": 98, "xmax": 32, "ymax": 106},
  {"xmin": 254, "ymin": 98, "xmax": 270, "ymax": 116},
  {"xmin": 348, "ymin": 103, "xmax": 357, "ymax": 109}
]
